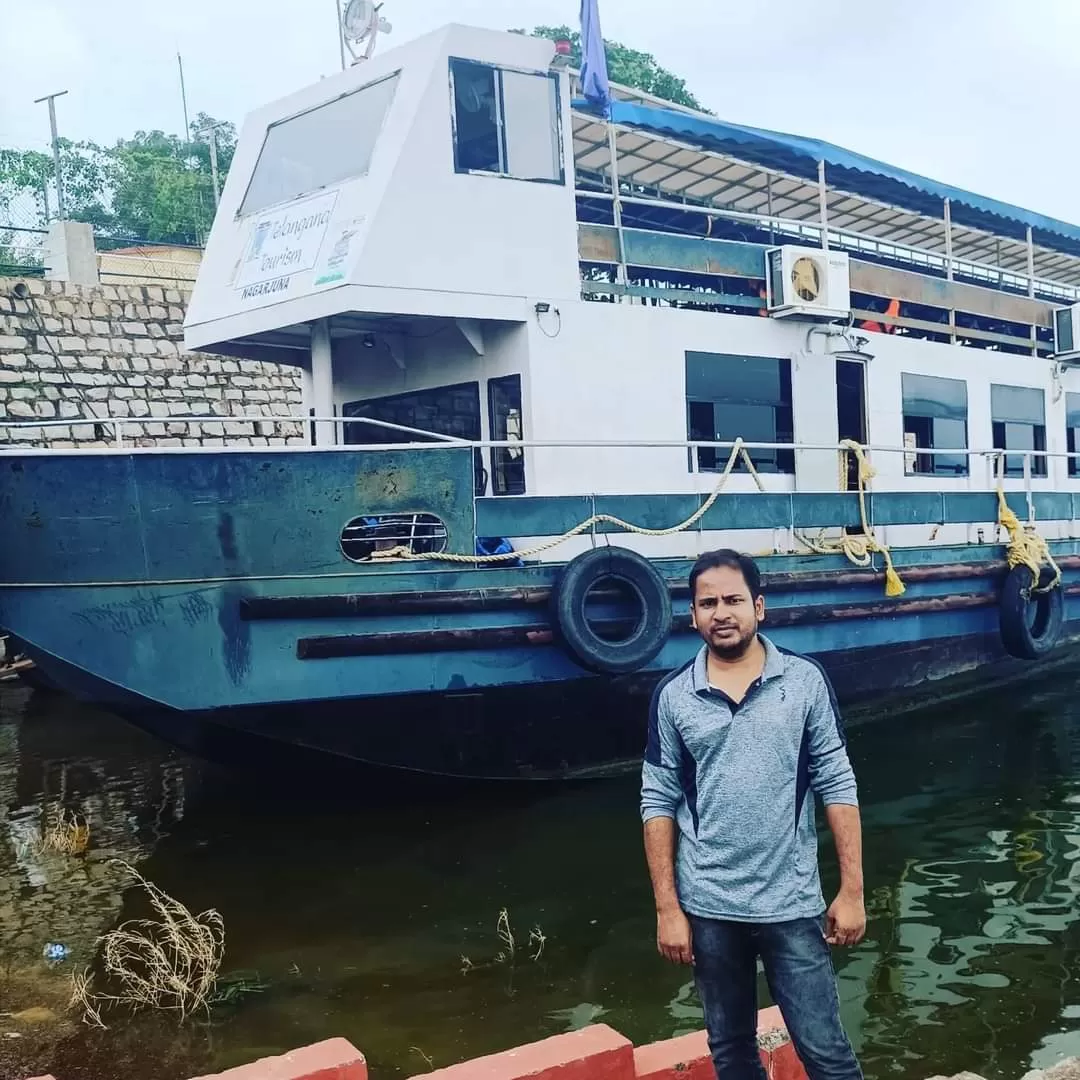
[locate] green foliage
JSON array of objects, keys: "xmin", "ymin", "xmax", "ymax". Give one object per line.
[
  {"xmin": 0, "ymin": 113, "xmax": 237, "ymax": 245},
  {"xmin": 514, "ymin": 25, "xmax": 707, "ymax": 111}
]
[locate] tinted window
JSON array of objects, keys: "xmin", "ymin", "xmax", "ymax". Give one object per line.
[
  {"xmin": 1067, "ymin": 391, "xmax": 1080, "ymax": 478},
  {"xmin": 991, "ymin": 384, "xmax": 1047, "ymax": 477},
  {"xmin": 685, "ymin": 353, "xmax": 794, "ymax": 474},
  {"xmin": 241, "ymin": 74, "xmax": 400, "ymax": 216},
  {"xmin": 901, "ymin": 373, "xmax": 969, "ymax": 476},
  {"xmin": 451, "ymin": 60, "xmax": 562, "ymax": 182}
]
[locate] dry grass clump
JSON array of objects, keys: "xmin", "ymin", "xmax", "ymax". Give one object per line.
[
  {"xmin": 70, "ymin": 861, "xmax": 224, "ymax": 1028},
  {"xmin": 34, "ymin": 807, "xmax": 90, "ymax": 857}
]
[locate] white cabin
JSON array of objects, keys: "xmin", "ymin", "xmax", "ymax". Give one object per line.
[{"xmin": 184, "ymin": 22, "xmax": 1080, "ymax": 553}]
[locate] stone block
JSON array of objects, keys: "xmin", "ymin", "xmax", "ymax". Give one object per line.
[
  {"xmin": 156, "ymin": 339, "xmax": 179, "ymax": 355},
  {"xmin": 106, "ymin": 356, "xmax": 130, "ymax": 372},
  {"xmin": 224, "ymin": 422, "xmax": 255, "ymax": 436},
  {"xmin": 59, "ymin": 401, "xmax": 81, "ymax": 418},
  {"xmin": 81, "ymin": 356, "xmax": 105, "ymax": 370},
  {"xmin": 73, "ymin": 318, "xmax": 93, "ymax": 335},
  {"xmin": 0, "ymin": 334, "xmax": 27, "ymax": 350},
  {"xmin": 71, "ymin": 424, "xmax": 97, "ymax": 440},
  {"xmin": 130, "ymin": 355, "xmax": 149, "ymax": 371},
  {"xmin": 149, "ymin": 401, "xmax": 170, "ymax": 418},
  {"xmin": 34, "ymin": 400, "xmax": 57, "ymax": 418},
  {"xmin": 129, "ymin": 398, "xmax": 151, "ymax": 417},
  {"xmin": 165, "ymin": 289, "xmax": 182, "ymax": 304},
  {"xmin": 88, "ymin": 338, "xmax": 112, "ymax": 353},
  {"xmin": 148, "ymin": 323, "xmax": 167, "ymax": 339},
  {"xmin": 148, "ymin": 304, "xmax": 168, "ymax": 320},
  {"xmin": 134, "ymin": 338, "xmax": 159, "ymax": 355},
  {"xmin": 169, "ymin": 401, "xmax": 192, "ymax": 416},
  {"xmin": 1, "ymin": 353, "xmax": 28, "ymax": 370},
  {"xmin": 53, "ymin": 300, "xmax": 75, "ymax": 316},
  {"xmin": 122, "ymin": 321, "xmax": 149, "ymax": 336},
  {"xmin": 144, "ymin": 422, "xmax": 167, "ymax": 436},
  {"xmin": 59, "ymin": 336, "xmax": 87, "ymax": 352},
  {"xmin": 5, "ymin": 400, "xmax": 34, "ymax": 418},
  {"xmin": 110, "ymin": 338, "xmax": 135, "ymax": 355}
]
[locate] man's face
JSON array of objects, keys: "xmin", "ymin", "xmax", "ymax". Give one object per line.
[{"xmin": 690, "ymin": 565, "xmax": 765, "ymax": 660}]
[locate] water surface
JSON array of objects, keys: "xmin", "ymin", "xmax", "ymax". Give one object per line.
[{"xmin": 3, "ymin": 669, "xmax": 1080, "ymax": 1080}]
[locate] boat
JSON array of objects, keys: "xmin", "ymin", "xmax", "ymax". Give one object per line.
[{"xmin": 4, "ymin": 18, "xmax": 1080, "ymax": 777}]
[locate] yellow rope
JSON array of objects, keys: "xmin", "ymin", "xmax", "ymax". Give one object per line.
[
  {"xmin": 994, "ymin": 453, "xmax": 1061, "ymax": 594},
  {"xmin": 369, "ymin": 439, "xmax": 766, "ymax": 564},
  {"xmin": 795, "ymin": 440, "xmax": 906, "ymax": 597}
]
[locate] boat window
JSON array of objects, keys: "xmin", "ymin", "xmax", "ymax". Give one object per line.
[
  {"xmin": 991, "ymin": 384, "xmax": 1047, "ymax": 478},
  {"xmin": 685, "ymin": 353, "xmax": 794, "ymax": 474},
  {"xmin": 901, "ymin": 373, "xmax": 969, "ymax": 477},
  {"xmin": 1066, "ymin": 392, "xmax": 1080, "ymax": 478},
  {"xmin": 450, "ymin": 59, "xmax": 562, "ymax": 182},
  {"xmin": 340, "ymin": 513, "xmax": 448, "ymax": 562},
  {"xmin": 240, "ymin": 73, "xmax": 400, "ymax": 217},
  {"xmin": 342, "ymin": 382, "xmax": 487, "ymax": 495},
  {"xmin": 488, "ymin": 375, "xmax": 526, "ymax": 495}
]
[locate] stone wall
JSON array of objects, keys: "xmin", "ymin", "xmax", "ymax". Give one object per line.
[{"xmin": 0, "ymin": 277, "xmax": 306, "ymax": 448}]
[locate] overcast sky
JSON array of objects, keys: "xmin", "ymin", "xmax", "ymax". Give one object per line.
[{"xmin": 2, "ymin": 0, "xmax": 1078, "ymax": 222}]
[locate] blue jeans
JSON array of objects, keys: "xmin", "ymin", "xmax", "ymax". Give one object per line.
[{"xmin": 689, "ymin": 915, "xmax": 862, "ymax": 1080}]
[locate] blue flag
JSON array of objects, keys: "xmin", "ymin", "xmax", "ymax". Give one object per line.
[{"xmin": 579, "ymin": 0, "xmax": 610, "ymax": 116}]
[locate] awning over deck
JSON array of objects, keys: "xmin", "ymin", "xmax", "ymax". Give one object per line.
[{"xmin": 571, "ymin": 95, "xmax": 1080, "ymax": 290}]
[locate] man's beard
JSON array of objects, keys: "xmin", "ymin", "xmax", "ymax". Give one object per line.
[{"xmin": 708, "ymin": 622, "xmax": 758, "ymax": 660}]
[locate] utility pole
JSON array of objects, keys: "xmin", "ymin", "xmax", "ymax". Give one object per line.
[
  {"xmin": 177, "ymin": 53, "xmax": 191, "ymax": 138},
  {"xmin": 33, "ymin": 90, "xmax": 68, "ymax": 220},
  {"xmin": 208, "ymin": 125, "xmax": 221, "ymax": 208}
]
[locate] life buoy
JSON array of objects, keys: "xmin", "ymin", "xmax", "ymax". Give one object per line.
[
  {"xmin": 552, "ymin": 547, "xmax": 672, "ymax": 675},
  {"xmin": 999, "ymin": 565, "xmax": 1064, "ymax": 659}
]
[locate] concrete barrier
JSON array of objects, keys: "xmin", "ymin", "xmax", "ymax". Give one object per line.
[
  {"xmin": 188, "ymin": 1038, "xmax": 367, "ymax": 1080},
  {"xmin": 20, "ymin": 1009, "xmax": 805, "ymax": 1080}
]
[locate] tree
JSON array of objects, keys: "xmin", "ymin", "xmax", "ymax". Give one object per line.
[
  {"xmin": 0, "ymin": 113, "xmax": 237, "ymax": 245},
  {"xmin": 515, "ymin": 25, "xmax": 707, "ymax": 112}
]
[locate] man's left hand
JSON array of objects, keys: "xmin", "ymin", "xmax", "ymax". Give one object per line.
[{"xmin": 825, "ymin": 891, "xmax": 865, "ymax": 947}]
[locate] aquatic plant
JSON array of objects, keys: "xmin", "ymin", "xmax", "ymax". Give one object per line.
[
  {"xmin": 461, "ymin": 908, "xmax": 547, "ymax": 975},
  {"xmin": 69, "ymin": 860, "xmax": 225, "ymax": 1028},
  {"xmin": 33, "ymin": 806, "xmax": 90, "ymax": 857}
]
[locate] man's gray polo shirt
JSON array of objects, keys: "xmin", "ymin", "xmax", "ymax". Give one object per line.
[{"xmin": 640, "ymin": 634, "xmax": 859, "ymax": 923}]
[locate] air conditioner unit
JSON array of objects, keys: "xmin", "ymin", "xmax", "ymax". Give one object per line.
[
  {"xmin": 765, "ymin": 246, "xmax": 851, "ymax": 320},
  {"xmin": 1054, "ymin": 303, "xmax": 1080, "ymax": 359}
]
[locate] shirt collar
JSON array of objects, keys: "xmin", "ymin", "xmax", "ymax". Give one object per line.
[{"xmin": 692, "ymin": 634, "xmax": 785, "ymax": 695}]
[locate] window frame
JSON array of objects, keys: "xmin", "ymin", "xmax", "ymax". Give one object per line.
[
  {"xmin": 684, "ymin": 352, "xmax": 795, "ymax": 475},
  {"xmin": 900, "ymin": 372, "xmax": 970, "ymax": 477},
  {"xmin": 238, "ymin": 71, "xmax": 401, "ymax": 219},
  {"xmin": 991, "ymin": 383, "xmax": 1048, "ymax": 479},
  {"xmin": 487, "ymin": 374, "xmax": 527, "ymax": 496},
  {"xmin": 448, "ymin": 58, "xmax": 565, "ymax": 185}
]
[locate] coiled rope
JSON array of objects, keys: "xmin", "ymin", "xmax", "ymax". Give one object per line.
[
  {"xmin": 993, "ymin": 452, "xmax": 1061, "ymax": 594},
  {"xmin": 794, "ymin": 440, "xmax": 906, "ymax": 597},
  {"xmin": 369, "ymin": 438, "xmax": 765, "ymax": 564}
]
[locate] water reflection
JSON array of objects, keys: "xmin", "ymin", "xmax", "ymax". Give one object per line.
[
  {"xmin": 0, "ymin": 686, "xmax": 191, "ymax": 970},
  {"xmin": 2, "ymin": 667, "xmax": 1080, "ymax": 1080}
]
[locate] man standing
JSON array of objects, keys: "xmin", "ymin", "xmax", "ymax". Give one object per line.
[{"xmin": 641, "ymin": 549, "xmax": 864, "ymax": 1080}]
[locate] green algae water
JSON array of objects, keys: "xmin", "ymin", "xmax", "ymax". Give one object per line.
[{"xmin": 4, "ymin": 668, "xmax": 1080, "ymax": 1080}]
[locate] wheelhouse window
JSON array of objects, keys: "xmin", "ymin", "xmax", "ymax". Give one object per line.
[
  {"xmin": 901, "ymin": 373, "xmax": 969, "ymax": 476},
  {"xmin": 1067, "ymin": 392, "xmax": 1080, "ymax": 478},
  {"xmin": 686, "ymin": 353, "xmax": 794, "ymax": 474},
  {"xmin": 240, "ymin": 73, "xmax": 400, "ymax": 216},
  {"xmin": 450, "ymin": 59, "xmax": 562, "ymax": 182},
  {"xmin": 488, "ymin": 375, "xmax": 526, "ymax": 495},
  {"xmin": 343, "ymin": 382, "xmax": 486, "ymax": 495},
  {"xmin": 991, "ymin": 384, "xmax": 1047, "ymax": 478}
]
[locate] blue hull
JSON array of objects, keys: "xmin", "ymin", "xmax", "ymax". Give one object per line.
[{"xmin": 3, "ymin": 448, "xmax": 1078, "ymax": 776}]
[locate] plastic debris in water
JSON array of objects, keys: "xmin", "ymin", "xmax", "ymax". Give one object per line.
[{"xmin": 43, "ymin": 943, "xmax": 70, "ymax": 963}]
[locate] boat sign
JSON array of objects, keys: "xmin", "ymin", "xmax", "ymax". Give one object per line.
[{"xmin": 236, "ymin": 191, "xmax": 339, "ymax": 292}]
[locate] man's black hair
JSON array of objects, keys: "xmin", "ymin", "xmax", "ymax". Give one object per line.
[{"xmin": 688, "ymin": 549, "xmax": 763, "ymax": 601}]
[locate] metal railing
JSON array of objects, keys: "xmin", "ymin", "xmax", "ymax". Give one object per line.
[{"xmin": 577, "ymin": 190, "xmax": 1080, "ymax": 305}]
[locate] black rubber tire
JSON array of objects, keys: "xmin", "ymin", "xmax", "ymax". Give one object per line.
[
  {"xmin": 552, "ymin": 546, "xmax": 672, "ymax": 675},
  {"xmin": 999, "ymin": 564, "xmax": 1064, "ymax": 660}
]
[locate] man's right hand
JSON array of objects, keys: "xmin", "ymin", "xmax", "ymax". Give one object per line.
[{"xmin": 656, "ymin": 906, "xmax": 693, "ymax": 965}]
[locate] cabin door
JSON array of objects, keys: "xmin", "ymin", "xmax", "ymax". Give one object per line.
[{"xmin": 836, "ymin": 360, "xmax": 867, "ymax": 493}]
